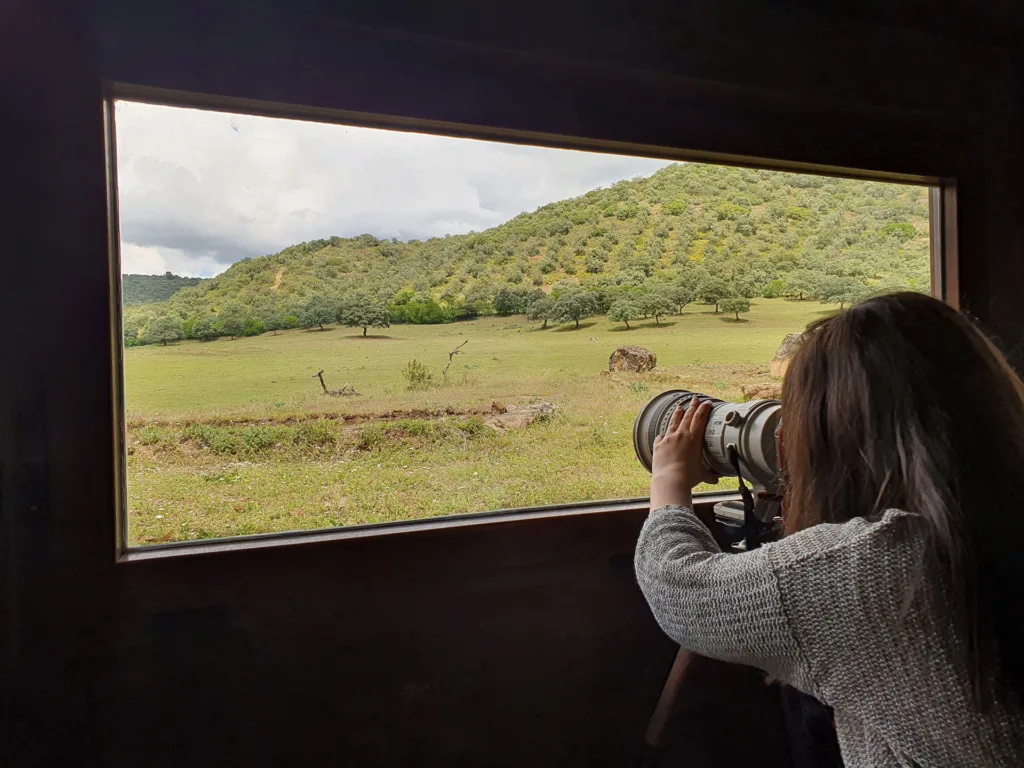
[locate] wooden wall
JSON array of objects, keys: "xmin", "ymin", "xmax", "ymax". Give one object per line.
[{"xmin": 0, "ymin": 1, "xmax": 1020, "ymax": 765}]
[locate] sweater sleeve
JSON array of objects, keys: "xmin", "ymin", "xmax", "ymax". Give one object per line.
[{"xmin": 634, "ymin": 504, "xmax": 816, "ymax": 693}]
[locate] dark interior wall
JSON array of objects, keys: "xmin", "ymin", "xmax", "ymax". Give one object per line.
[{"xmin": 1, "ymin": 1, "xmax": 1021, "ymax": 766}]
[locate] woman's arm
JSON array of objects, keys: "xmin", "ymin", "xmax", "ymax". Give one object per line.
[
  {"xmin": 635, "ymin": 503, "xmax": 814, "ymax": 691},
  {"xmin": 638, "ymin": 397, "xmax": 814, "ymax": 690}
]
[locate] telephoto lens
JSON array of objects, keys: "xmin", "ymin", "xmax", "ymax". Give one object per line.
[{"xmin": 633, "ymin": 389, "xmax": 783, "ymax": 494}]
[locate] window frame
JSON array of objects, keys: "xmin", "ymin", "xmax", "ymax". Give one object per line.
[{"xmin": 105, "ymin": 82, "xmax": 955, "ymax": 561}]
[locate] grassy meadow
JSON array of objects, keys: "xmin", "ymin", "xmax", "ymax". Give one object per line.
[{"xmin": 125, "ymin": 298, "xmax": 832, "ymax": 545}]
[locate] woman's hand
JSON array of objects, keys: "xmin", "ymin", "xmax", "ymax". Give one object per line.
[{"xmin": 650, "ymin": 397, "xmax": 718, "ymax": 511}]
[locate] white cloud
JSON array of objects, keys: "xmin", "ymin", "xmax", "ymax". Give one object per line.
[
  {"xmin": 120, "ymin": 243, "xmax": 225, "ymax": 277},
  {"xmin": 114, "ymin": 101, "xmax": 674, "ymax": 277}
]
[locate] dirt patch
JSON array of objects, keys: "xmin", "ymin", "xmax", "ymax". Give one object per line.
[
  {"xmin": 270, "ymin": 267, "xmax": 285, "ymax": 291},
  {"xmin": 129, "ymin": 402, "xmax": 511, "ymax": 430},
  {"xmin": 484, "ymin": 402, "xmax": 556, "ymax": 431},
  {"xmin": 741, "ymin": 383, "xmax": 783, "ymax": 401}
]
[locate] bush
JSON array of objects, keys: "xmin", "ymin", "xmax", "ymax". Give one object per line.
[
  {"xmin": 761, "ymin": 278, "xmax": 786, "ymax": 298},
  {"xmin": 402, "ymin": 359, "xmax": 436, "ymax": 390},
  {"xmin": 294, "ymin": 419, "xmax": 336, "ymax": 448},
  {"xmin": 355, "ymin": 423, "xmax": 387, "ymax": 451},
  {"xmin": 135, "ymin": 425, "xmax": 163, "ymax": 446},
  {"xmin": 242, "ymin": 318, "xmax": 266, "ymax": 337},
  {"xmin": 241, "ymin": 425, "xmax": 286, "ymax": 455},
  {"xmin": 882, "ymin": 221, "xmax": 918, "ymax": 242},
  {"xmin": 182, "ymin": 424, "xmax": 240, "ymax": 454}
]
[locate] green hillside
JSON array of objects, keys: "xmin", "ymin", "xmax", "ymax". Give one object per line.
[
  {"xmin": 123, "ymin": 272, "xmax": 207, "ymax": 306},
  {"xmin": 123, "ymin": 163, "xmax": 929, "ymax": 344}
]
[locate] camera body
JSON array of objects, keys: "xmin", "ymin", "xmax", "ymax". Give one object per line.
[{"xmin": 634, "ymin": 390, "xmax": 784, "ymax": 542}]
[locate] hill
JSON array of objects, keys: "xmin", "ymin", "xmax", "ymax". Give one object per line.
[
  {"xmin": 123, "ymin": 272, "xmax": 207, "ymax": 306},
  {"xmin": 123, "ymin": 163, "xmax": 930, "ymax": 343}
]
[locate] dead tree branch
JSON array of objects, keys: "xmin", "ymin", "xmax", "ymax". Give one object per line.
[
  {"xmin": 313, "ymin": 369, "xmax": 360, "ymax": 396},
  {"xmin": 443, "ymin": 340, "xmax": 469, "ymax": 383}
]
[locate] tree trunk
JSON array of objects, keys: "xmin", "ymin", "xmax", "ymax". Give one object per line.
[
  {"xmin": 714, "ymin": 303, "xmax": 720, "ymax": 313},
  {"xmin": 162, "ymin": 339, "xmax": 167, "ymax": 346},
  {"xmin": 542, "ymin": 319, "xmax": 547, "ymax": 329},
  {"xmin": 734, "ymin": 312, "xmax": 739, "ymax": 320},
  {"xmin": 363, "ymin": 326, "xmax": 368, "ymax": 336},
  {"xmin": 624, "ymin": 320, "xmax": 630, "ymax": 329},
  {"xmin": 575, "ymin": 318, "xmax": 580, "ymax": 328},
  {"xmin": 318, "ymin": 323, "xmax": 323, "ymax": 331}
]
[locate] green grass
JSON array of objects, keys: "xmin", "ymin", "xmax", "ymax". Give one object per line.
[{"xmin": 125, "ymin": 299, "xmax": 832, "ymax": 545}]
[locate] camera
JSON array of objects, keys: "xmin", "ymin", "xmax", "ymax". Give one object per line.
[{"xmin": 633, "ymin": 390, "xmax": 784, "ymax": 545}]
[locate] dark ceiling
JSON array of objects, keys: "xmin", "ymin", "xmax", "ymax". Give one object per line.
[{"xmin": 278, "ymin": 0, "xmax": 1024, "ymax": 51}]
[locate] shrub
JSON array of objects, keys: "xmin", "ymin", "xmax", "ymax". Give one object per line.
[
  {"xmin": 355, "ymin": 423, "xmax": 387, "ymax": 451},
  {"xmin": 182, "ymin": 424, "xmax": 240, "ymax": 454},
  {"xmin": 294, "ymin": 419, "xmax": 336, "ymax": 448},
  {"xmin": 402, "ymin": 359, "xmax": 436, "ymax": 390},
  {"xmin": 241, "ymin": 425, "xmax": 286, "ymax": 455},
  {"xmin": 135, "ymin": 425, "xmax": 164, "ymax": 446},
  {"xmin": 242, "ymin": 317, "xmax": 266, "ymax": 337}
]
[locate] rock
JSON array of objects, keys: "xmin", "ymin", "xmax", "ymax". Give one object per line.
[
  {"xmin": 770, "ymin": 333, "xmax": 803, "ymax": 377},
  {"xmin": 742, "ymin": 383, "xmax": 783, "ymax": 401},
  {"xmin": 485, "ymin": 402, "xmax": 556, "ymax": 431},
  {"xmin": 609, "ymin": 345, "xmax": 657, "ymax": 373},
  {"xmin": 588, "ymin": 336, "xmax": 600, "ymax": 341}
]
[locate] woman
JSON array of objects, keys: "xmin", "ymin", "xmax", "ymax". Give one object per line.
[{"xmin": 635, "ymin": 292, "xmax": 1024, "ymax": 766}]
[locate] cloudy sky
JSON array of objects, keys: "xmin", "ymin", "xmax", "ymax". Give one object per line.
[{"xmin": 114, "ymin": 101, "xmax": 674, "ymax": 277}]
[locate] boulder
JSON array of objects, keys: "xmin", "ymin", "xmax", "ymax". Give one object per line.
[
  {"xmin": 742, "ymin": 383, "xmax": 783, "ymax": 401},
  {"xmin": 486, "ymin": 402, "xmax": 556, "ymax": 431},
  {"xmin": 609, "ymin": 345, "xmax": 657, "ymax": 373},
  {"xmin": 770, "ymin": 333, "xmax": 803, "ymax": 377}
]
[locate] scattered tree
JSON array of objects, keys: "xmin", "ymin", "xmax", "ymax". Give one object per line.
[
  {"xmin": 192, "ymin": 315, "xmax": 219, "ymax": 341},
  {"xmin": 493, "ymin": 285, "xmax": 543, "ymax": 315},
  {"xmin": 527, "ymin": 297, "xmax": 556, "ymax": 329},
  {"xmin": 698, "ymin": 276, "xmax": 734, "ymax": 313},
  {"xmin": 300, "ymin": 295, "xmax": 335, "ymax": 331},
  {"xmin": 816, "ymin": 275, "xmax": 866, "ymax": 309},
  {"xmin": 666, "ymin": 283, "xmax": 697, "ymax": 313},
  {"xmin": 608, "ymin": 299, "xmax": 640, "ymax": 329},
  {"xmin": 785, "ymin": 270, "xmax": 819, "ymax": 300},
  {"xmin": 261, "ymin": 308, "xmax": 287, "ymax": 335},
  {"xmin": 720, "ymin": 297, "xmax": 751, "ymax": 321},
  {"xmin": 339, "ymin": 297, "xmax": 392, "ymax": 336},
  {"xmin": 637, "ymin": 293, "xmax": 675, "ymax": 325},
  {"xmin": 142, "ymin": 315, "xmax": 184, "ymax": 346},
  {"xmin": 217, "ymin": 304, "xmax": 247, "ymax": 339},
  {"xmin": 552, "ymin": 291, "xmax": 599, "ymax": 329}
]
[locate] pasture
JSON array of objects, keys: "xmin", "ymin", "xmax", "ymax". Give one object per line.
[{"xmin": 124, "ymin": 298, "xmax": 831, "ymax": 544}]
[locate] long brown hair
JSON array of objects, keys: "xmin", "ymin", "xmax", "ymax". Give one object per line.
[{"xmin": 781, "ymin": 292, "xmax": 1024, "ymax": 703}]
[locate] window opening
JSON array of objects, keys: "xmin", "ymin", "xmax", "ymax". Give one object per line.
[{"xmin": 112, "ymin": 99, "xmax": 935, "ymax": 546}]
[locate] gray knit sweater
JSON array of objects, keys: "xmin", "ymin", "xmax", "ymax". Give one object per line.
[{"xmin": 635, "ymin": 505, "xmax": 1024, "ymax": 767}]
